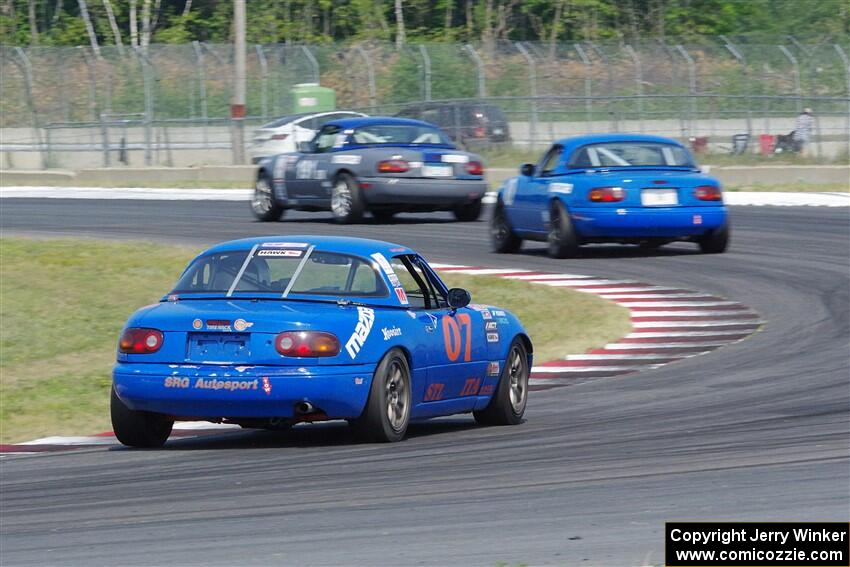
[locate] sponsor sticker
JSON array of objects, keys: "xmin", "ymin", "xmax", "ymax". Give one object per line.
[
  {"xmin": 486, "ymin": 332, "xmax": 500, "ymax": 343},
  {"xmin": 192, "ymin": 318, "xmax": 203, "ymax": 330},
  {"xmin": 262, "ymin": 242, "xmax": 309, "ymax": 248},
  {"xmin": 387, "ymin": 273, "xmax": 401, "ymax": 287},
  {"xmin": 549, "ymin": 182, "xmax": 573, "ymax": 194},
  {"xmin": 332, "ymin": 154, "xmax": 362, "ymax": 165},
  {"xmin": 481, "ymin": 310, "xmax": 492, "ymax": 320},
  {"xmin": 693, "ymin": 214, "xmax": 703, "ymax": 225},
  {"xmin": 441, "ymin": 154, "xmax": 469, "ymax": 164},
  {"xmin": 492, "ymin": 309, "xmax": 506, "ymax": 317},
  {"xmin": 370, "ymin": 252, "xmax": 395, "ymax": 276},
  {"xmin": 389, "ymin": 247, "xmax": 406, "ymax": 253},
  {"xmin": 257, "ymin": 249, "xmax": 303, "ymax": 257},
  {"xmin": 164, "ymin": 377, "xmax": 190, "ymax": 388},
  {"xmin": 192, "ymin": 378, "xmax": 259, "ymax": 391},
  {"xmin": 487, "ymin": 361, "xmax": 500, "ymax": 376},
  {"xmin": 233, "ymin": 318, "xmax": 253, "ymax": 332},
  {"xmin": 395, "ymin": 287, "xmax": 409, "ymax": 305},
  {"xmin": 485, "ymin": 321, "xmax": 498, "ymax": 331},
  {"xmin": 345, "ymin": 307, "xmax": 375, "ymax": 359},
  {"xmin": 262, "ymin": 376, "xmax": 272, "ymax": 395},
  {"xmin": 354, "ymin": 377, "xmax": 364, "ymax": 385},
  {"xmin": 381, "ymin": 326, "xmax": 402, "ymax": 340},
  {"xmin": 479, "ymin": 384, "xmax": 495, "ymax": 396},
  {"xmin": 206, "ymin": 319, "xmax": 231, "ymax": 331}
]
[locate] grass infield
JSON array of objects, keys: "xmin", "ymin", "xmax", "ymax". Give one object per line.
[{"xmin": 0, "ymin": 238, "xmax": 630, "ymax": 443}]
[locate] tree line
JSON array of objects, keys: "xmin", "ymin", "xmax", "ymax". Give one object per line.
[{"xmin": 1, "ymin": 0, "xmax": 847, "ymax": 48}]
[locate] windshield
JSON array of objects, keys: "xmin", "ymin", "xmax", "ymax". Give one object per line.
[
  {"xmin": 171, "ymin": 246, "xmax": 388, "ymax": 298},
  {"xmin": 567, "ymin": 142, "xmax": 695, "ymax": 169},
  {"xmin": 351, "ymin": 124, "xmax": 453, "ymax": 146}
]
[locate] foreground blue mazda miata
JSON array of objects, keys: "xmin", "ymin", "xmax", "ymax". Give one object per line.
[
  {"xmin": 112, "ymin": 236, "xmax": 532, "ymax": 447},
  {"xmin": 492, "ymin": 134, "xmax": 729, "ymax": 257}
]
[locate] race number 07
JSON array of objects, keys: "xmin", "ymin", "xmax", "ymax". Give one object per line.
[{"xmin": 442, "ymin": 313, "xmax": 472, "ymax": 362}]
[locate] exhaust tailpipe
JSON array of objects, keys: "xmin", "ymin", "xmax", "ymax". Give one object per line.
[{"xmin": 294, "ymin": 401, "xmax": 314, "ymax": 414}]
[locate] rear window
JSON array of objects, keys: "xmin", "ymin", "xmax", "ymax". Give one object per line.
[
  {"xmin": 172, "ymin": 248, "xmax": 387, "ymax": 298},
  {"xmin": 567, "ymin": 142, "xmax": 695, "ymax": 169},
  {"xmin": 351, "ymin": 124, "xmax": 453, "ymax": 146}
]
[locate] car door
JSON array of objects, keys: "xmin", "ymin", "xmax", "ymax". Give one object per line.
[
  {"xmin": 513, "ymin": 144, "xmax": 563, "ymax": 233},
  {"xmin": 289, "ymin": 124, "xmax": 340, "ymax": 199},
  {"xmin": 389, "ymin": 255, "xmax": 487, "ymax": 414}
]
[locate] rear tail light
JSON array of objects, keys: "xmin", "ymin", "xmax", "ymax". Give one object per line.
[
  {"xmin": 271, "ymin": 133, "xmax": 289, "ymax": 141},
  {"xmin": 589, "ymin": 186, "xmax": 625, "ymax": 202},
  {"xmin": 694, "ymin": 185, "xmax": 723, "ymax": 201},
  {"xmin": 119, "ymin": 328, "xmax": 164, "ymax": 354},
  {"xmin": 275, "ymin": 331, "xmax": 340, "ymax": 357},
  {"xmin": 465, "ymin": 161, "xmax": 484, "ymax": 175},
  {"xmin": 377, "ymin": 159, "xmax": 409, "ymax": 173},
  {"xmin": 473, "ymin": 127, "xmax": 486, "ymax": 138}
]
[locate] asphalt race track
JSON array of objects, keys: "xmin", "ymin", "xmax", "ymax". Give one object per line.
[{"xmin": 1, "ymin": 199, "xmax": 848, "ymax": 566}]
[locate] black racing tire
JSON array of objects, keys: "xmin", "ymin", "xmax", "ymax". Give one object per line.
[
  {"xmin": 250, "ymin": 172, "xmax": 285, "ymax": 221},
  {"xmin": 330, "ymin": 173, "xmax": 364, "ymax": 224},
  {"xmin": 350, "ymin": 349, "xmax": 411, "ymax": 442},
  {"xmin": 698, "ymin": 221, "xmax": 730, "ymax": 254},
  {"xmin": 453, "ymin": 199, "xmax": 483, "ymax": 222},
  {"xmin": 371, "ymin": 209, "xmax": 398, "ymax": 223},
  {"xmin": 473, "ymin": 338, "xmax": 529, "ymax": 426},
  {"xmin": 110, "ymin": 386, "xmax": 173, "ymax": 448},
  {"xmin": 491, "ymin": 204, "xmax": 522, "ymax": 253},
  {"xmin": 547, "ymin": 200, "xmax": 579, "ymax": 258}
]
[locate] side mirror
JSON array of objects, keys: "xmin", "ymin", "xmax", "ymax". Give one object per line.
[
  {"xmin": 297, "ymin": 141, "xmax": 313, "ymax": 153},
  {"xmin": 447, "ymin": 288, "xmax": 471, "ymax": 310},
  {"xmin": 520, "ymin": 163, "xmax": 535, "ymax": 176}
]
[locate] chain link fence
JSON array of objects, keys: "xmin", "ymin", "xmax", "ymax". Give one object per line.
[{"xmin": 1, "ymin": 37, "xmax": 848, "ymax": 169}]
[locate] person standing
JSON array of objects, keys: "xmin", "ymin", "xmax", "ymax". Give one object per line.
[{"xmin": 793, "ymin": 108, "xmax": 814, "ymax": 156}]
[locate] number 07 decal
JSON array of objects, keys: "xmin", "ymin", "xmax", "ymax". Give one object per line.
[{"xmin": 442, "ymin": 313, "xmax": 472, "ymax": 362}]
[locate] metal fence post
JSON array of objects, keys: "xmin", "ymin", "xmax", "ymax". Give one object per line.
[
  {"xmin": 464, "ymin": 44, "xmax": 486, "ymax": 98},
  {"xmin": 721, "ymin": 37, "xmax": 752, "ymax": 144},
  {"xmin": 12, "ymin": 47, "xmax": 47, "ymax": 169},
  {"xmin": 515, "ymin": 42, "xmax": 538, "ymax": 149},
  {"xmin": 133, "ymin": 46, "xmax": 154, "ymax": 166},
  {"xmin": 300, "ymin": 45, "xmax": 320, "ymax": 84},
  {"xmin": 588, "ymin": 42, "xmax": 618, "ymax": 131},
  {"xmin": 574, "ymin": 43, "xmax": 593, "ymax": 132},
  {"xmin": 355, "ymin": 45, "xmax": 377, "ymax": 110},
  {"xmin": 778, "ymin": 44, "xmax": 803, "ymax": 113},
  {"xmin": 675, "ymin": 44, "xmax": 697, "ymax": 139},
  {"xmin": 192, "ymin": 41, "xmax": 208, "ymax": 146},
  {"xmin": 79, "ymin": 46, "xmax": 111, "ymax": 167},
  {"xmin": 624, "ymin": 44, "xmax": 644, "ymax": 133},
  {"xmin": 419, "ymin": 44, "xmax": 432, "ymax": 101},
  {"xmin": 834, "ymin": 44, "xmax": 850, "ymax": 156},
  {"xmin": 256, "ymin": 44, "xmax": 269, "ymax": 121}
]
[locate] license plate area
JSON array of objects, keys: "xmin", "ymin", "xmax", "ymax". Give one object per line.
[
  {"xmin": 641, "ymin": 188, "xmax": 678, "ymax": 206},
  {"xmin": 421, "ymin": 164, "xmax": 453, "ymax": 178},
  {"xmin": 187, "ymin": 332, "xmax": 251, "ymax": 362}
]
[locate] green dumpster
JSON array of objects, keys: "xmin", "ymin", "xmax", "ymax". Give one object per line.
[{"xmin": 291, "ymin": 83, "xmax": 336, "ymax": 113}]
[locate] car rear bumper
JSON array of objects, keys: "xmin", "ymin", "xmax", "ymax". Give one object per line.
[
  {"xmin": 359, "ymin": 177, "xmax": 487, "ymax": 206},
  {"xmin": 113, "ymin": 362, "xmax": 375, "ymax": 419},
  {"xmin": 570, "ymin": 206, "xmax": 728, "ymax": 238}
]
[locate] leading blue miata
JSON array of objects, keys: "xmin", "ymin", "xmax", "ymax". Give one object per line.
[
  {"xmin": 492, "ymin": 134, "xmax": 730, "ymax": 257},
  {"xmin": 112, "ymin": 236, "xmax": 532, "ymax": 447}
]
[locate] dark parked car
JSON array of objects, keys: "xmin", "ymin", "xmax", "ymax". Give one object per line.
[{"xmin": 396, "ymin": 102, "xmax": 510, "ymax": 146}]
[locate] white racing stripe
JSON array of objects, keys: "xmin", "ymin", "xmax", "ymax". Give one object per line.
[
  {"xmin": 631, "ymin": 320, "xmax": 762, "ymax": 328},
  {"xmin": 504, "ymin": 273, "xmax": 596, "ymax": 280},
  {"xmin": 599, "ymin": 293, "xmax": 707, "ymax": 299},
  {"xmin": 539, "ymin": 279, "xmax": 638, "ymax": 287},
  {"xmin": 613, "ymin": 300, "xmax": 739, "ymax": 307},
  {"xmin": 567, "ymin": 353, "xmax": 687, "ymax": 360},
  {"xmin": 437, "ymin": 268, "xmax": 531, "ymax": 275},
  {"xmin": 588, "ymin": 287, "xmax": 679, "ymax": 294},
  {"xmin": 625, "ymin": 330, "xmax": 753, "ymax": 338},
  {"xmin": 532, "ymin": 365, "xmax": 654, "ymax": 373}
]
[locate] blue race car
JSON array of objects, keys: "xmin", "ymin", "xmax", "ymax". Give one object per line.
[
  {"xmin": 112, "ymin": 236, "xmax": 532, "ymax": 447},
  {"xmin": 252, "ymin": 117, "xmax": 488, "ymax": 223},
  {"xmin": 491, "ymin": 134, "xmax": 729, "ymax": 258}
]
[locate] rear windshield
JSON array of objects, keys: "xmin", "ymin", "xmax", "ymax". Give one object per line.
[
  {"xmin": 567, "ymin": 142, "xmax": 695, "ymax": 169},
  {"xmin": 172, "ymin": 247, "xmax": 388, "ymax": 298},
  {"xmin": 351, "ymin": 124, "xmax": 453, "ymax": 146}
]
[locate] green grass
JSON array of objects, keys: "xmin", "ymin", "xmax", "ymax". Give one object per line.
[{"xmin": 0, "ymin": 238, "xmax": 630, "ymax": 443}]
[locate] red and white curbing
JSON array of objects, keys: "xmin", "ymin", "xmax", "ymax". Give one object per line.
[
  {"xmin": 430, "ymin": 264, "xmax": 762, "ymax": 387},
  {"xmin": 0, "ymin": 265, "xmax": 761, "ymax": 455}
]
